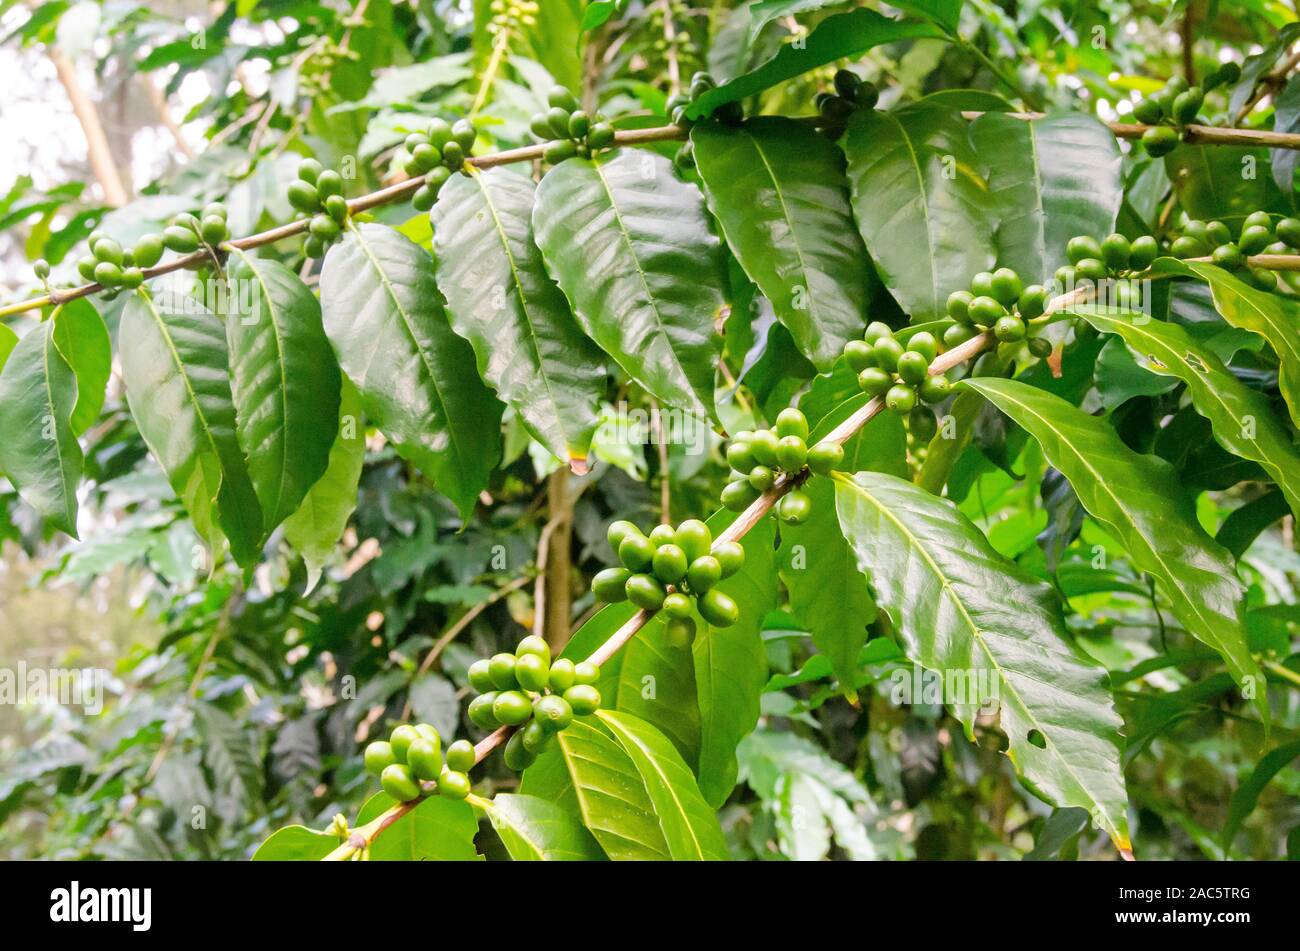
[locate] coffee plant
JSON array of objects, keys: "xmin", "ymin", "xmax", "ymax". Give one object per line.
[{"xmin": 2, "ymin": 0, "xmax": 1300, "ymax": 864}]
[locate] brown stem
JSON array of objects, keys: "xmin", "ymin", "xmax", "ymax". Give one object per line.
[
  {"xmin": 50, "ymin": 50, "xmax": 128, "ymax": 207},
  {"xmin": 542, "ymin": 468, "xmax": 576, "ymax": 652}
]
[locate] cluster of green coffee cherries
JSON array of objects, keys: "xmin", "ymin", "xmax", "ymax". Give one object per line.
[
  {"xmin": 363, "ymin": 721, "xmax": 475, "ymax": 804},
  {"xmin": 1166, "ymin": 211, "xmax": 1300, "ymax": 291},
  {"xmin": 397, "ymin": 117, "xmax": 480, "ymax": 211},
  {"xmin": 1131, "ymin": 64, "xmax": 1240, "ymax": 157},
  {"xmin": 667, "ymin": 71, "xmax": 743, "ymax": 128},
  {"xmin": 593, "ymin": 518, "xmax": 742, "ymax": 637},
  {"xmin": 466, "ymin": 635, "xmax": 601, "ymax": 771},
  {"xmin": 527, "ymin": 85, "xmax": 617, "ymax": 165},
  {"xmin": 720, "ymin": 408, "xmax": 843, "ymax": 524},
  {"xmin": 486, "ymin": 0, "xmax": 538, "ymax": 36},
  {"xmin": 286, "ymin": 159, "xmax": 353, "ymax": 257},
  {"xmin": 848, "ymin": 322, "xmax": 958, "ymax": 411},
  {"xmin": 75, "ymin": 203, "xmax": 230, "ymax": 296},
  {"xmin": 1052, "ymin": 232, "xmax": 1161, "ymax": 292},
  {"xmin": 814, "ymin": 69, "xmax": 880, "ymax": 123}
]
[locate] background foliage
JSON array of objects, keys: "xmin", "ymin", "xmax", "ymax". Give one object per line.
[{"xmin": 2, "ymin": 0, "xmax": 1299, "ymax": 861}]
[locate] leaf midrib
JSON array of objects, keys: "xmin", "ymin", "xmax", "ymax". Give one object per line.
[{"xmin": 39, "ymin": 322, "xmax": 75, "ymax": 530}]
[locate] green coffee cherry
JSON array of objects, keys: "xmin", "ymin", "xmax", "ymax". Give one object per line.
[
  {"xmin": 648, "ymin": 523, "xmax": 676, "ymax": 547},
  {"xmin": 516, "ymin": 634, "xmax": 550, "ymax": 662},
  {"xmin": 748, "ymin": 465, "xmax": 775, "ymax": 492},
  {"xmin": 666, "ymin": 616, "xmax": 696, "ymax": 648},
  {"xmin": 994, "ymin": 315, "xmax": 1026, "ymax": 342},
  {"xmin": 563, "ymin": 684, "xmax": 601, "ymax": 716},
  {"xmin": 872, "ymin": 336, "xmax": 905, "ymax": 372},
  {"xmin": 1142, "ymin": 125, "xmax": 1179, "ymax": 156},
  {"xmin": 858, "ymin": 367, "xmax": 893, "ymax": 397},
  {"xmin": 697, "ymin": 588, "xmax": 740, "ymax": 627},
  {"xmin": 947, "ymin": 290, "xmax": 973, "ymax": 322},
  {"xmin": 944, "ymin": 323, "xmax": 977, "ymax": 348},
  {"xmin": 503, "ymin": 731, "xmax": 537, "ymax": 771},
  {"xmin": 885, "ymin": 384, "xmax": 917, "ymax": 414},
  {"xmin": 618, "ymin": 534, "xmax": 655, "ymax": 572},
  {"xmin": 775, "ymin": 407, "xmax": 808, "ymax": 441},
  {"xmin": 1238, "ymin": 225, "xmax": 1271, "ymax": 256},
  {"xmin": 163, "ymin": 226, "xmax": 200, "ymax": 253},
  {"xmin": 530, "ymin": 696, "xmax": 572, "ymax": 732},
  {"xmin": 807, "ymin": 441, "xmax": 844, "ymax": 476},
  {"xmin": 722, "ymin": 479, "xmax": 760, "ymax": 510},
  {"xmin": 381, "ymin": 763, "xmax": 421, "ymax": 802},
  {"xmin": 1212, "ymin": 243, "xmax": 1245, "ymax": 270},
  {"xmin": 438, "ymin": 768, "xmax": 471, "ymax": 799},
  {"xmin": 547, "ymin": 658, "xmax": 577, "ymax": 693},
  {"xmin": 468, "ymin": 691, "xmax": 500, "ymax": 729},
  {"xmin": 662, "ymin": 592, "xmax": 693, "ymax": 618},
  {"xmin": 489, "ymin": 653, "xmax": 520, "ymax": 690},
  {"xmin": 674, "ymin": 519, "xmax": 711, "ymax": 562},
  {"xmin": 516, "ymin": 652, "xmax": 550, "ymax": 692},
  {"xmin": 726, "ymin": 439, "xmax": 758, "ymax": 473},
  {"xmin": 1101, "ymin": 233, "xmax": 1131, "ymax": 270},
  {"xmin": 592, "ymin": 566, "xmax": 632, "ymax": 602},
  {"xmin": 1027, "ymin": 336, "xmax": 1054, "ymax": 358},
  {"xmin": 573, "ymin": 661, "xmax": 601, "ymax": 686},
  {"xmin": 133, "ymin": 234, "xmax": 164, "ymax": 268},
  {"xmin": 749, "ymin": 429, "xmax": 779, "ymax": 467},
  {"xmin": 493, "ymin": 690, "xmax": 534, "ymax": 726},
  {"xmin": 468, "ymin": 658, "xmax": 495, "ymax": 693},
  {"xmin": 607, "ymin": 519, "xmax": 641, "ymax": 550},
  {"xmin": 407, "ymin": 737, "xmax": 444, "ymax": 781},
  {"xmin": 687, "ymin": 555, "xmax": 722, "ymax": 592},
  {"xmin": 713, "ymin": 541, "xmax": 744, "ymax": 577},
  {"xmin": 775, "ymin": 435, "xmax": 807, "ymax": 471},
  {"xmin": 844, "ymin": 339, "xmax": 875, "ymax": 372},
  {"xmin": 626, "ymin": 573, "xmax": 667, "ymax": 610},
  {"xmin": 968, "ymin": 296, "xmax": 1004, "ymax": 326},
  {"xmin": 298, "ymin": 158, "xmax": 323, "ymax": 184},
  {"xmin": 389, "ymin": 725, "xmax": 420, "ymax": 763},
  {"xmin": 1075, "ymin": 257, "xmax": 1108, "ymax": 281},
  {"xmin": 896, "ymin": 351, "xmax": 929, "ymax": 385},
  {"xmin": 445, "ymin": 739, "xmax": 476, "ymax": 772},
  {"xmin": 1066, "ymin": 235, "xmax": 1103, "ymax": 264},
  {"xmin": 990, "ymin": 268, "xmax": 1022, "ymax": 305},
  {"xmin": 1129, "ymin": 235, "xmax": 1160, "ymax": 269},
  {"xmin": 288, "ymin": 180, "xmax": 321, "ymax": 213},
  {"xmin": 520, "ymin": 719, "xmax": 552, "ymax": 755},
  {"xmin": 651, "ymin": 543, "xmax": 688, "ymax": 585},
  {"xmin": 1172, "ymin": 87, "xmax": 1203, "ymax": 124},
  {"xmin": 364, "ymin": 741, "xmax": 397, "ymax": 776},
  {"xmin": 777, "ymin": 489, "xmax": 812, "ymax": 525},
  {"xmin": 918, "ymin": 374, "xmax": 952, "ymax": 404}
]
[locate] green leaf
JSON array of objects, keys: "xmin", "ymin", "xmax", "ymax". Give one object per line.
[
  {"xmin": 1222, "ymin": 740, "xmax": 1300, "ymax": 852},
  {"xmin": 970, "ymin": 112, "xmax": 1122, "ymax": 282},
  {"xmin": 962, "ymin": 377, "xmax": 1266, "ymax": 727},
  {"xmin": 833, "ymin": 471, "xmax": 1132, "ymax": 851},
  {"xmin": 0, "ymin": 320, "xmax": 82, "ymax": 535},
  {"xmin": 119, "ymin": 288, "xmax": 263, "ymax": 570},
  {"xmin": 780, "ymin": 477, "xmax": 876, "ymax": 692},
  {"xmin": 320, "ymin": 223, "xmax": 503, "ymax": 519},
  {"xmin": 533, "ymin": 149, "xmax": 725, "ymax": 419},
  {"xmin": 742, "ymin": 0, "xmax": 854, "ymax": 62},
  {"xmin": 227, "ymin": 250, "xmax": 341, "ymax": 533},
  {"xmin": 1163, "ymin": 144, "xmax": 1271, "ymax": 221},
  {"xmin": 50, "ymin": 298, "xmax": 110, "ymax": 435},
  {"xmin": 252, "ymin": 825, "xmax": 339, "ymax": 861},
  {"xmin": 597, "ymin": 709, "xmax": 729, "ymax": 860},
  {"xmin": 1156, "ymin": 259, "xmax": 1300, "ymax": 430},
  {"xmin": 526, "ymin": 717, "xmax": 673, "ymax": 860},
  {"xmin": 614, "ymin": 612, "xmax": 700, "ymax": 768},
  {"xmin": 1077, "ymin": 309, "xmax": 1300, "ymax": 522},
  {"xmin": 355, "ymin": 792, "xmax": 481, "ymax": 861},
  {"xmin": 844, "ymin": 103, "xmax": 997, "ymax": 322},
  {"xmin": 1217, "ymin": 490, "xmax": 1288, "ymax": 559},
  {"xmin": 432, "ymin": 167, "xmax": 604, "ymax": 468},
  {"xmin": 692, "ymin": 117, "xmax": 870, "ymax": 370},
  {"xmin": 686, "ymin": 8, "xmax": 943, "ymax": 119},
  {"xmin": 283, "ymin": 378, "xmax": 365, "ymax": 593},
  {"xmin": 693, "ymin": 508, "xmax": 777, "ymax": 807},
  {"xmin": 0, "ymin": 323, "xmax": 17, "ymax": 372},
  {"xmin": 484, "ymin": 793, "xmax": 606, "ymax": 861}
]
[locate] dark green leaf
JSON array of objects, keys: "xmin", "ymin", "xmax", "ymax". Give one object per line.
[
  {"xmin": 962, "ymin": 377, "xmax": 1266, "ymax": 727},
  {"xmin": 227, "ymin": 250, "xmax": 341, "ymax": 533},
  {"xmin": 971, "ymin": 112, "xmax": 1122, "ymax": 282},
  {"xmin": 251, "ymin": 825, "xmax": 338, "ymax": 861},
  {"xmin": 119, "ymin": 289, "xmax": 263, "ymax": 568},
  {"xmin": 432, "ymin": 167, "xmax": 604, "ymax": 468},
  {"xmin": 844, "ymin": 103, "xmax": 997, "ymax": 322},
  {"xmin": 320, "ymin": 223, "xmax": 503, "ymax": 518},
  {"xmin": 693, "ymin": 117, "xmax": 870, "ymax": 369},
  {"xmin": 533, "ymin": 149, "xmax": 725, "ymax": 419},
  {"xmin": 833, "ymin": 471, "xmax": 1131, "ymax": 851},
  {"xmin": 485, "ymin": 793, "xmax": 606, "ymax": 861},
  {"xmin": 50, "ymin": 298, "xmax": 110, "ymax": 436},
  {"xmin": 1222, "ymin": 740, "xmax": 1300, "ymax": 852},
  {"xmin": 0, "ymin": 320, "xmax": 82, "ymax": 535}
]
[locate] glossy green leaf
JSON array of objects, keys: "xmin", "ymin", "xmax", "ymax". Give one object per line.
[
  {"xmin": 119, "ymin": 289, "xmax": 263, "ymax": 569},
  {"xmin": 970, "ymin": 112, "xmax": 1122, "ymax": 282},
  {"xmin": 844, "ymin": 103, "xmax": 997, "ymax": 322},
  {"xmin": 251, "ymin": 825, "xmax": 338, "ymax": 861},
  {"xmin": 50, "ymin": 298, "xmax": 110, "ymax": 435},
  {"xmin": 227, "ymin": 250, "xmax": 341, "ymax": 533},
  {"xmin": 597, "ymin": 709, "xmax": 729, "ymax": 860},
  {"xmin": 1077, "ymin": 309, "xmax": 1300, "ymax": 521},
  {"xmin": 432, "ymin": 168, "xmax": 604, "ymax": 468},
  {"xmin": 1163, "ymin": 144, "xmax": 1272, "ymax": 221},
  {"xmin": 615, "ymin": 613, "xmax": 700, "ymax": 768},
  {"xmin": 962, "ymin": 377, "xmax": 1266, "ymax": 727},
  {"xmin": 485, "ymin": 793, "xmax": 606, "ymax": 861},
  {"xmin": 355, "ymin": 791, "xmax": 481, "ymax": 861},
  {"xmin": 530, "ymin": 717, "xmax": 673, "ymax": 860},
  {"xmin": 533, "ymin": 149, "xmax": 725, "ymax": 419},
  {"xmin": 1222, "ymin": 740, "xmax": 1300, "ymax": 852},
  {"xmin": 686, "ymin": 8, "xmax": 943, "ymax": 119},
  {"xmin": 283, "ymin": 378, "xmax": 365, "ymax": 593},
  {"xmin": 692, "ymin": 117, "xmax": 869, "ymax": 369},
  {"xmin": 320, "ymin": 223, "xmax": 503, "ymax": 518},
  {"xmin": 1157, "ymin": 259, "xmax": 1300, "ymax": 430},
  {"xmin": 694, "ymin": 508, "xmax": 777, "ymax": 807},
  {"xmin": 780, "ymin": 476, "xmax": 876, "ymax": 693},
  {"xmin": 0, "ymin": 320, "xmax": 82, "ymax": 535},
  {"xmin": 0, "ymin": 323, "xmax": 16, "ymax": 372},
  {"xmin": 833, "ymin": 471, "xmax": 1131, "ymax": 851}
]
